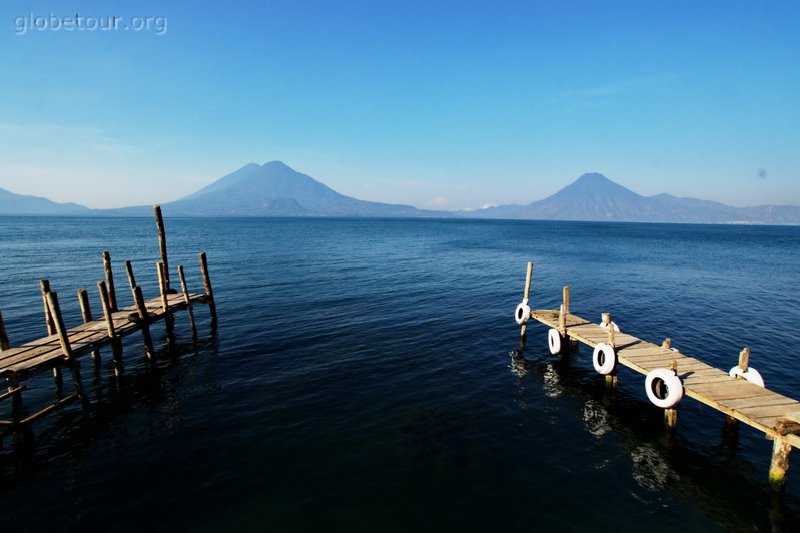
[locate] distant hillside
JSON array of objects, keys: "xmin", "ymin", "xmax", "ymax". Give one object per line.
[
  {"xmin": 160, "ymin": 161, "xmax": 444, "ymax": 217},
  {"xmin": 0, "ymin": 187, "xmax": 90, "ymax": 215},
  {"xmin": 472, "ymin": 173, "xmax": 800, "ymax": 225}
]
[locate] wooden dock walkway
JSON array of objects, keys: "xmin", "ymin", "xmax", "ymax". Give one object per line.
[
  {"xmin": 0, "ymin": 205, "xmax": 217, "ymax": 428},
  {"xmin": 514, "ymin": 262, "xmax": 800, "ymax": 492}
]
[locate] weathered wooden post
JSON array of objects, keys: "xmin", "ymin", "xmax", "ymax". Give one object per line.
[
  {"xmin": 132, "ymin": 285, "xmax": 156, "ymax": 361},
  {"xmin": 178, "ymin": 264, "xmax": 197, "ymax": 334},
  {"xmin": 97, "ymin": 281, "xmax": 116, "ymax": 338},
  {"xmin": 769, "ymin": 438, "xmax": 792, "ymax": 492},
  {"xmin": 154, "ymin": 204, "xmax": 170, "ymax": 292},
  {"xmin": 157, "ymin": 261, "xmax": 175, "ymax": 346},
  {"xmin": 125, "ymin": 260, "xmax": 137, "ymax": 292},
  {"xmin": 98, "ymin": 280, "xmax": 123, "ymax": 374},
  {"xmin": 200, "ymin": 251, "xmax": 217, "ymax": 329},
  {"xmin": 77, "ymin": 288, "xmax": 100, "ymax": 367},
  {"xmin": 664, "ymin": 360, "xmax": 679, "ymax": 430},
  {"xmin": 0, "ymin": 310, "xmax": 9, "ymax": 351},
  {"xmin": 519, "ymin": 262, "xmax": 533, "ymax": 346},
  {"xmin": 724, "ymin": 347, "xmax": 751, "ymax": 435},
  {"xmin": 556, "ymin": 285, "xmax": 571, "ymax": 355},
  {"xmin": 39, "ymin": 280, "xmax": 62, "ymax": 388},
  {"xmin": 45, "ymin": 291, "xmax": 88, "ymax": 407},
  {"xmin": 102, "ymin": 251, "xmax": 117, "ymax": 312},
  {"xmin": 602, "ymin": 312, "xmax": 618, "ymax": 389}
]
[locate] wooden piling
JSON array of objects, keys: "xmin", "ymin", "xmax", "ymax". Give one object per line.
[
  {"xmin": 78, "ymin": 288, "xmax": 100, "ymax": 366},
  {"xmin": 0, "ymin": 311, "xmax": 9, "ymax": 351},
  {"xmin": 725, "ymin": 347, "xmax": 753, "ymax": 432},
  {"xmin": 39, "ymin": 280, "xmax": 56, "ymax": 335},
  {"xmin": 737, "ymin": 347, "xmax": 751, "ymax": 372},
  {"xmin": 178, "ymin": 264, "xmax": 197, "ymax": 334},
  {"xmin": 769, "ymin": 439, "xmax": 792, "ymax": 492},
  {"xmin": 125, "ymin": 260, "xmax": 137, "ymax": 292},
  {"xmin": 102, "ymin": 251, "xmax": 117, "ymax": 312},
  {"xmin": 154, "ymin": 205, "xmax": 170, "ymax": 292},
  {"xmin": 157, "ymin": 261, "xmax": 175, "ymax": 339},
  {"xmin": 39, "ymin": 280, "xmax": 62, "ymax": 387},
  {"xmin": 663, "ymin": 360, "xmax": 679, "ymax": 430},
  {"xmin": 157, "ymin": 262, "xmax": 169, "ymax": 312},
  {"xmin": 46, "ymin": 291, "xmax": 88, "ymax": 405},
  {"xmin": 132, "ymin": 285, "xmax": 156, "ymax": 361},
  {"xmin": 200, "ymin": 252, "xmax": 217, "ymax": 328},
  {"xmin": 46, "ymin": 291, "xmax": 73, "ymax": 359},
  {"xmin": 519, "ymin": 262, "xmax": 533, "ymax": 345},
  {"xmin": 523, "ymin": 262, "xmax": 533, "ymax": 303},
  {"xmin": 603, "ymin": 313, "xmax": 616, "ymax": 347},
  {"xmin": 97, "ymin": 281, "xmax": 116, "ymax": 338}
]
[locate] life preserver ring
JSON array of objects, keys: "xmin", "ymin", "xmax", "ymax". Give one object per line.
[
  {"xmin": 729, "ymin": 366, "xmax": 765, "ymax": 387},
  {"xmin": 548, "ymin": 328, "xmax": 563, "ymax": 354},
  {"xmin": 515, "ymin": 299, "xmax": 531, "ymax": 325},
  {"xmin": 645, "ymin": 369, "xmax": 684, "ymax": 409},
  {"xmin": 592, "ymin": 343, "xmax": 616, "ymax": 375},
  {"xmin": 600, "ymin": 321, "xmax": 621, "ymax": 332}
]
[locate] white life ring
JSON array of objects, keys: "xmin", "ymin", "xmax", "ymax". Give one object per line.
[
  {"xmin": 548, "ymin": 328, "xmax": 563, "ymax": 355},
  {"xmin": 645, "ymin": 369, "xmax": 684, "ymax": 409},
  {"xmin": 729, "ymin": 366, "xmax": 765, "ymax": 387},
  {"xmin": 515, "ymin": 299, "xmax": 531, "ymax": 325},
  {"xmin": 600, "ymin": 321, "xmax": 621, "ymax": 332},
  {"xmin": 592, "ymin": 343, "xmax": 616, "ymax": 375}
]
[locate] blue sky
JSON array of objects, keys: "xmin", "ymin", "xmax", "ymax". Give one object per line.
[{"xmin": 1, "ymin": 0, "xmax": 798, "ymax": 209}]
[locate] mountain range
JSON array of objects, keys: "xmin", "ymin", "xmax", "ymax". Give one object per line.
[
  {"xmin": 1, "ymin": 162, "xmax": 798, "ymax": 225},
  {"xmin": 470, "ymin": 172, "xmax": 800, "ymax": 225}
]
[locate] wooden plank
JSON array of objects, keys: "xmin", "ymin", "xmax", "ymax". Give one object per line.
[
  {"xmin": 720, "ymin": 396, "xmax": 799, "ymax": 410},
  {"xmin": 737, "ymin": 404, "xmax": 800, "ymax": 419},
  {"xmin": 620, "ymin": 346, "xmax": 678, "ymax": 357},
  {"xmin": 688, "ymin": 381, "xmax": 774, "ymax": 401},
  {"xmin": 683, "ymin": 374, "xmax": 736, "ymax": 385}
]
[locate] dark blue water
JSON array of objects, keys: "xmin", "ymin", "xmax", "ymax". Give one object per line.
[{"xmin": 1, "ymin": 216, "xmax": 799, "ymax": 531}]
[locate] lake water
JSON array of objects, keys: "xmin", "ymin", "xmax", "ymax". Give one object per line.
[{"xmin": 1, "ymin": 216, "xmax": 799, "ymax": 531}]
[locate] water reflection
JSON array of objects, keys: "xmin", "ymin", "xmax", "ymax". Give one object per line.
[
  {"xmin": 582, "ymin": 399, "xmax": 611, "ymax": 438},
  {"xmin": 630, "ymin": 443, "xmax": 681, "ymax": 492},
  {"xmin": 0, "ymin": 330, "xmax": 219, "ymax": 477}
]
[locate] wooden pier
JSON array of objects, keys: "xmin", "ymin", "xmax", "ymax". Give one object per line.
[
  {"xmin": 514, "ymin": 262, "xmax": 800, "ymax": 492},
  {"xmin": 0, "ymin": 205, "xmax": 217, "ymax": 428}
]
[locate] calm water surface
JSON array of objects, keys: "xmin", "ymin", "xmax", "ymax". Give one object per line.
[{"xmin": 1, "ymin": 216, "xmax": 799, "ymax": 531}]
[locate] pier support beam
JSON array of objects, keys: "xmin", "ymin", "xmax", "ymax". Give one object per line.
[
  {"xmin": 102, "ymin": 251, "xmax": 118, "ymax": 312},
  {"xmin": 200, "ymin": 252, "xmax": 217, "ymax": 329},
  {"xmin": 125, "ymin": 260, "xmax": 137, "ymax": 292},
  {"xmin": 154, "ymin": 205, "xmax": 170, "ymax": 292},
  {"xmin": 518, "ymin": 262, "xmax": 533, "ymax": 347},
  {"xmin": 46, "ymin": 291, "xmax": 89, "ymax": 407},
  {"xmin": 664, "ymin": 360, "xmax": 679, "ymax": 430},
  {"xmin": 769, "ymin": 438, "xmax": 792, "ymax": 492},
  {"xmin": 39, "ymin": 280, "xmax": 63, "ymax": 389},
  {"xmin": 78, "ymin": 288, "xmax": 100, "ymax": 367},
  {"xmin": 132, "ymin": 285, "xmax": 156, "ymax": 362},
  {"xmin": 178, "ymin": 265, "xmax": 197, "ymax": 335},
  {"xmin": 157, "ymin": 261, "xmax": 175, "ymax": 339}
]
